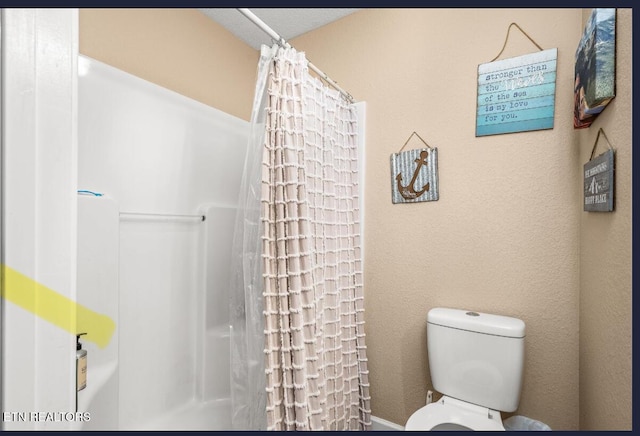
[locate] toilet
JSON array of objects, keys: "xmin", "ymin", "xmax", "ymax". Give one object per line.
[{"xmin": 405, "ymin": 307, "xmax": 526, "ymax": 431}]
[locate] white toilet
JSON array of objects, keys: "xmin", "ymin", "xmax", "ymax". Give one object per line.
[{"xmin": 405, "ymin": 307, "xmax": 526, "ymax": 431}]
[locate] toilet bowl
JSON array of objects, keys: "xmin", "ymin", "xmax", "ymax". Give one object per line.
[
  {"xmin": 405, "ymin": 308, "xmax": 526, "ymax": 431},
  {"xmin": 405, "ymin": 396, "xmax": 505, "ymax": 431}
]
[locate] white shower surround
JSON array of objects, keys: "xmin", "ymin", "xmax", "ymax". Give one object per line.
[{"xmin": 77, "ymin": 55, "xmax": 247, "ymax": 430}]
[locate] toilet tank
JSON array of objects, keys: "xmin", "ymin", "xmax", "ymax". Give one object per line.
[{"xmin": 427, "ymin": 308, "xmax": 525, "ymax": 412}]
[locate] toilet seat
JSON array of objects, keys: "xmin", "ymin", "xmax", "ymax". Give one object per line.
[{"xmin": 405, "ymin": 396, "xmax": 505, "ymax": 431}]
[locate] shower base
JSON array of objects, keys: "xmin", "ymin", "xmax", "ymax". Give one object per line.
[{"xmin": 125, "ymin": 398, "xmax": 232, "ymax": 431}]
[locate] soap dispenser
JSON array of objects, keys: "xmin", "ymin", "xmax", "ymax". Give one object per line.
[{"xmin": 76, "ymin": 333, "xmax": 87, "ymax": 392}]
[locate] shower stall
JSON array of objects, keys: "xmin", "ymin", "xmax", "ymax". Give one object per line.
[{"xmin": 76, "ymin": 55, "xmax": 248, "ymax": 430}]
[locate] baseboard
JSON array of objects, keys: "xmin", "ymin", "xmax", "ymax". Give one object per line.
[{"xmin": 371, "ymin": 415, "xmax": 404, "ymax": 431}]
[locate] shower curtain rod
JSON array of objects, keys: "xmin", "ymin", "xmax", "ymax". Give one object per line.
[{"xmin": 237, "ymin": 8, "xmax": 355, "ymax": 103}]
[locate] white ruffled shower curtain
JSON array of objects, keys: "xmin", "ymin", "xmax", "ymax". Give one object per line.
[{"xmin": 230, "ymin": 44, "xmax": 370, "ymax": 431}]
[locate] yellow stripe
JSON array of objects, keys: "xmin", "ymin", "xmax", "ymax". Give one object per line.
[{"xmin": 2, "ymin": 265, "xmax": 115, "ymax": 348}]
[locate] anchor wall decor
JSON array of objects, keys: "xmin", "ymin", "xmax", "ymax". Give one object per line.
[{"xmin": 390, "ymin": 132, "xmax": 439, "ymax": 204}]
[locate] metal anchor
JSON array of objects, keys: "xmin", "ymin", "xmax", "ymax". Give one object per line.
[{"xmin": 396, "ymin": 149, "xmax": 430, "ymax": 199}]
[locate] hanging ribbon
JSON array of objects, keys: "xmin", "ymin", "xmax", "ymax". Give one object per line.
[
  {"xmin": 397, "ymin": 131, "xmax": 432, "ymax": 153},
  {"xmin": 589, "ymin": 127, "xmax": 615, "ymax": 160},
  {"xmin": 490, "ymin": 22, "xmax": 544, "ymax": 62}
]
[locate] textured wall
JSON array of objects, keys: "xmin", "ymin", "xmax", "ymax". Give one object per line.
[
  {"xmin": 293, "ymin": 8, "xmax": 585, "ymax": 430},
  {"xmin": 577, "ymin": 8, "xmax": 632, "ymax": 430},
  {"xmin": 79, "ymin": 8, "xmax": 258, "ymax": 121}
]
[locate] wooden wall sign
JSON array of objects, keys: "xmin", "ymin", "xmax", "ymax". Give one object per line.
[
  {"xmin": 390, "ymin": 132, "xmax": 439, "ymax": 204},
  {"xmin": 584, "ymin": 129, "xmax": 615, "ymax": 212},
  {"xmin": 476, "ymin": 48, "xmax": 557, "ymax": 137}
]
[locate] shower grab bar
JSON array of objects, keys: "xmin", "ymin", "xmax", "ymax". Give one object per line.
[{"xmin": 119, "ymin": 212, "xmax": 205, "ymax": 222}]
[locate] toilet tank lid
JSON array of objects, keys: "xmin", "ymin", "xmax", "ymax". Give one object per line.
[{"xmin": 428, "ymin": 308, "xmax": 525, "ymax": 338}]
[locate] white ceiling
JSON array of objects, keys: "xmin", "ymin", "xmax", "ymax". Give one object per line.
[{"xmin": 199, "ymin": 8, "xmax": 359, "ymax": 50}]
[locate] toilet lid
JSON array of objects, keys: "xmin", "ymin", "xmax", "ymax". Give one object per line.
[{"xmin": 405, "ymin": 396, "xmax": 505, "ymax": 431}]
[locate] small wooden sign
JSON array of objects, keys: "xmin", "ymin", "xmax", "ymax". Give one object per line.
[
  {"xmin": 391, "ymin": 147, "xmax": 439, "ymax": 204},
  {"xmin": 584, "ymin": 149, "xmax": 614, "ymax": 212},
  {"xmin": 476, "ymin": 48, "xmax": 557, "ymax": 136}
]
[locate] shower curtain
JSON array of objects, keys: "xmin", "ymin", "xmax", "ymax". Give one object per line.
[{"xmin": 230, "ymin": 44, "xmax": 370, "ymax": 431}]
